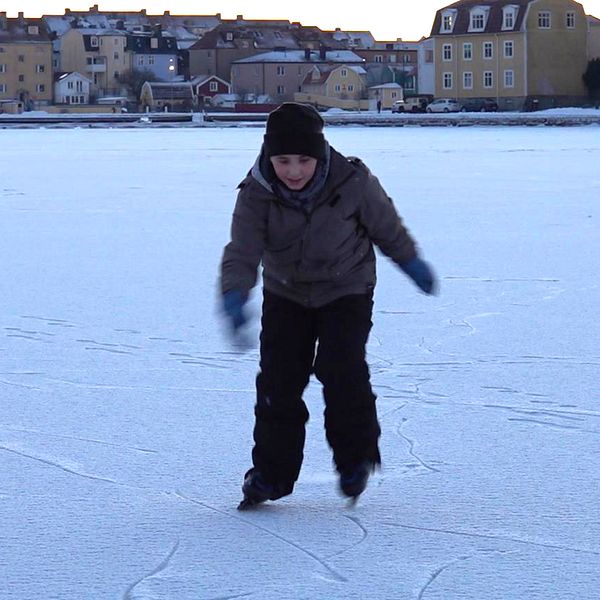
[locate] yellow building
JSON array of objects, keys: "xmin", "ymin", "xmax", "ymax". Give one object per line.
[
  {"xmin": 0, "ymin": 13, "xmax": 53, "ymax": 108},
  {"xmin": 431, "ymin": 0, "xmax": 588, "ymax": 110},
  {"xmin": 59, "ymin": 27, "xmax": 130, "ymax": 98}
]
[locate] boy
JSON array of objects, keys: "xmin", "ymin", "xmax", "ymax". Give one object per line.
[{"xmin": 220, "ymin": 103, "xmax": 436, "ymax": 508}]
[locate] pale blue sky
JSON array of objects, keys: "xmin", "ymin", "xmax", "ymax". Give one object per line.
[{"xmin": 4, "ymin": 0, "xmax": 600, "ymax": 40}]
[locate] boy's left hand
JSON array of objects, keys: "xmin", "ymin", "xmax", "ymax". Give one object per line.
[{"xmin": 400, "ymin": 257, "xmax": 438, "ymax": 295}]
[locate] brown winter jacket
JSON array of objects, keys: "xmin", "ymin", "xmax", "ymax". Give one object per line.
[{"xmin": 220, "ymin": 147, "xmax": 417, "ymax": 308}]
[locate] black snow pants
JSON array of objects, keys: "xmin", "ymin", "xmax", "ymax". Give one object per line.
[{"xmin": 251, "ymin": 290, "xmax": 381, "ymax": 498}]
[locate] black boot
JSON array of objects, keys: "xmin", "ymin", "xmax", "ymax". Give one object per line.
[
  {"xmin": 238, "ymin": 469, "xmax": 275, "ymax": 509},
  {"xmin": 339, "ymin": 461, "xmax": 373, "ymax": 499}
]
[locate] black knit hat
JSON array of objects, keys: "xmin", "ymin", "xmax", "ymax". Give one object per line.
[{"xmin": 263, "ymin": 103, "xmax": 326, "ymax": 160}]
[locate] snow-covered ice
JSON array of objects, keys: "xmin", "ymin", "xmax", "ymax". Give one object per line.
[{"xmin": 1, "ymin": 125, "xmax": 599, "ymax": 599}]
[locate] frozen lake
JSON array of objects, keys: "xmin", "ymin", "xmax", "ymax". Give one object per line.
[{"xmin": 1, "ymin": 125, "xmax": 599, "ymax": 599}]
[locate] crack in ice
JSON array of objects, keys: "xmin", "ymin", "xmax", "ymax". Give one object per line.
[
  {"xmin": 123, "ymin": 538, "xmax": 180, "ymax": 599},
  {"xmin": 174, "ymin": 491, "xmax": 347, "ymax": 583}
]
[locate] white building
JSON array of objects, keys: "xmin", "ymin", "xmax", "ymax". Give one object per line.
[{"xmin": 54, "ymin": 72, "xmax": 93, "ymax": 104}]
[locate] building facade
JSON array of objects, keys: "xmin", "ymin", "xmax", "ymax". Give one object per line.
[
  {"xmin": 431, "ymin": 0, "xmax": 588, "ymax": 110},
  {"xmin": 231, "ymin": 49, "xmax": 364, "ymax": 102},
  {"xmin": 59, "ymin": 28, "xmax": 129, "ymax": 98},
  {"xmin": 0, "ymin": 13, "xmax": 53, "ymax": 108}
]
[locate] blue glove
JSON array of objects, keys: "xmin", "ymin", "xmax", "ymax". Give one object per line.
[
  {"xmin": 222, "ymin": 289, "xmax": 248, "ymax": 331},
  {"xmin": 400, "ymin": 257, "xmax": 437, "ymax": 295}
]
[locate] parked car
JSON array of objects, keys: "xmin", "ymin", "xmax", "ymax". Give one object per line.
[
  {"xmin": 426, "ymin": 98, "xmax": 462, "ymax": 113},
  {"xmin": 460, "ymin": 98, "xmax": 499, "ymax": 112},
  {"xmin": 391, "ymin": 96, "xmax": 431, "ymax": 113}
]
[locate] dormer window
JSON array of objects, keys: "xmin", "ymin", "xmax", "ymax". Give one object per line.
[
  {"xmin": 225, "ymin": 32, "xmax": 233, "ymax": 41},
  {"xmin": 441, "ymin": 9, "xmax": 457, "ymax": 33},
  {"xmin": 27, "ymin": 25, "xmax": 39, "ymax": 35},
  {"xmin": 502, "ymin": 5, "xmax": 519, "ymax": 30},
  {"xmin": 469, "ymin": 7, "xmax": 490, "ymax": 32},
  {"xmin": 90, "ymin": 36, "xmax": 99, "ymax": 47}
]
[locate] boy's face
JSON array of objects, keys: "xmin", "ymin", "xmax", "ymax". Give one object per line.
[{"xmin": 270, "ymin": 154, "xmax": 318, "ymax": 190}]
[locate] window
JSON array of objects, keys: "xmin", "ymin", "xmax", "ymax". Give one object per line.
[
  {"xmin": 148, "ymin": 56, "xmax": 154, "ymax": 65},
  {"xmin": 348, "ymin": 84, "xmax": 354, "ymax": 92},
  {"xmin": 276, "ymin": 65, "xmax": 285, "ymax": 76},
  {"xmin": 276, "ymin": 85, "xmax": 285, "ymax": 94},
  {"xmin": 463, "ymin": 43, "xmax": 472, "ymax": 60},
  {"xmin": 225, "ymin": 32, "xmax": 233, "ymax": 41},
  {"xmin": 334, "ymin": 84, "xmax": 341, "ymax": 92},
  {"xmin": 341, "ymin": 68, "xmax": 348, "ymax": 77},
  {"xmin": 566, "ymin": 12, "xmax": 575, "ymax": 28},
  {"xmin": 470, "ymin": 11, "xmax": 486, "ymax": 31},
  {"xmin": 138, "ymin": 56, "xmax": 145, "ymax": 66},
  {"xmin": 209, "ymin": 81, "xmax": 218, "ymax": 92},
  {"xmin": 0, "ymin": 64, "xmax": 6, "ymax": 73},
  {"xmin": 483, "ymin": 42, "xmax": 493, "ymax": 59},
  {"xmin": 0, "ymin": 84, "xmax": 6, "ymax": 93},
  {"xmin": 538, "ymin": 11, "xmax": 551, "ymax": 29},
  {"xmin": 388, "ymin": 55, "xmax": 396, "ymax": 63},
  {"xmin": 484, "ymin": 71, "xmax": 493, "ymax": 88},
  {"xmin": 114, "ymin": 71, "xmax": 119, "ymax": 80},
  {"xmin": 426, "ymin": 50, "xmax": 433, "ymax": 63},
  {"xmin": 374, "ymin": 55, "xmax": 383, "ymax": 63},
  {"xmin": 504, "ymin": 69, "xmax": 514, "ymax": 88},
  {"xmin": 441, "ymin": 10, "xmax": 456, "ymax": 33},
  {"xmin": 504, "ymin": 41, "xmax": 514, "ymax": 58},
  {"xmin": 36, "ymin": 64, "xmax": 45, "ymax": 73},
  {"xmin": 91, "ymin": 36, "xmax": 99, "ymax": 47},
  {"xmin": 36, "ymin": 84, "xmax": 45, "ymax": 93},
  {"xmin": 18, "ymin": 55, "xmax": 25, "ymax": 62},
  {"xmin": 67, "ymin": 81, "xmax": 74, "ymax": 89},
  {"xmin": 18, "ymin": 74, "xmax": 25, "ymax": 82},
  {"xmin": 28, "ymin": 25, "xmax": 39, "ymax": 35},
  {"xmin": 114, "ymin": 53, "xmax": 119, "ymax": 60},
  {"xmin": 443, "ymin": 44, "xmax": 452, "ymax": 61},
  {"xmin": 443, "ymin": 72, "xmax": 453, "ymax": 89},
  {"xmin": 463, "ymin": 71, "xmax": 473, "ymax": 89},
  {"xmin": 151, "ymin": 38, "xmax": 158, "ymax": 49},
  {"xmin": 502, "ymin": 8, "xmax": 516, "ymax": 30},
  {"xmin": 76, "ymin": 81, "xmax": 83, "ymax": 92}
]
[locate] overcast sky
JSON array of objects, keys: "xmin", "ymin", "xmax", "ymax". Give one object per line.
[{"xmin": 5, "ymin": 0, "xmax": 600, "ymax": 41}]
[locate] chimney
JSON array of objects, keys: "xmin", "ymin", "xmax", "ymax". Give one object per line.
[
  {"xmin": 236, "ymin": 14, "xmax": 243, "ymax": 20},
  {"xmin": 89, "ymin": 4, "xmax": 98, "ymax": 12},
  {"xmin": 0, "ymin": 11, "xmax": 6, "ymax": 30},
  {"xmin": 65, "ymin": 8, "xmax": 71, "ymax": 15},
  {"xmin": 140, "ymin": 9, "xmax": 146, "ymax": 16},
  {"xmin": 304, "ymin": 48, "xmax": 311, "ymax": 61},
  {"xmin": 163, "ymin": 10, "xmax": 170, "ymax": 16}
]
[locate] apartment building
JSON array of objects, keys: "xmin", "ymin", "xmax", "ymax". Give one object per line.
[
  {"xmin": 0, "ymin": 12, "xmax": 53, "ymax": 108},
  {"xmin": 231, "ymin": 48, "xmax": 364, "ymax": 102},
  {"xmin": 58, "ymin": 27, "xmax": 129, "ymax": 97},
  {"xmin": 431, "ymin": 0, "xmax": 588, "ymax": 110}
]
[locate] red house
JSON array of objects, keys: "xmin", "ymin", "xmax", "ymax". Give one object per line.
[{"xmin": 191, "ymin": 75, "xmax": 231, "ymax": 108}]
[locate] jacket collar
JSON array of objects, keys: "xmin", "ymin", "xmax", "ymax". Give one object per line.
[{"xmin": 248, "ymin": 145, "xmax": 356, "ymax": 208}]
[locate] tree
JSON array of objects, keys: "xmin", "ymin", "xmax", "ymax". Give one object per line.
[
  {"xmin": 582, "ymin": 58, "xmax": 600, "ymax": 105},
  {"xmin": 117, "ymin": 68, "xmax": 159, "ymax": 100}
]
